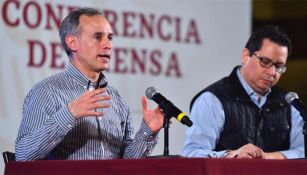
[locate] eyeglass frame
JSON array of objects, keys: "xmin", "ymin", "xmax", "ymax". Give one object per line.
[{"xmin": 253, "ymin": 53, "xmax": 287, "ymax": 74}]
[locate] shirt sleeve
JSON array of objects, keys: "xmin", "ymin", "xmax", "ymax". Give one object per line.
[
  {"xmin": 15, "ymin": 85, "xmax": 77, "ymax": 161},
  {"xmin": 122, "ymin": 114, "xmax": 158, "ymax": 158},
  {"xmin": 280, "ymin": 106, "xmax": 304, "ymax": 159},
  {"xmin": 182, "ymin": 92, "xmax": 228, "ymax": 158}
]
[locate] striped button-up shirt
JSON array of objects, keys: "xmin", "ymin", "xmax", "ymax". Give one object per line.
[{"xmin": 16, "ymin": 63, "xmax": 158, "ymax": 161}]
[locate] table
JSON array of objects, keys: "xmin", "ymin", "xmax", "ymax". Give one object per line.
[{"xmin": 4, "ymin": 157, "xmax": 307, "ymax": 175}]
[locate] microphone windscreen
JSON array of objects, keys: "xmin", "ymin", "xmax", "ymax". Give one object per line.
[
  {"xmin": 145, "ymin": 87, "xmax": 157, "ymax": 100},
  {"xmin": 285, "ymin": 92, "xmax": 299, "ymax": 104}
]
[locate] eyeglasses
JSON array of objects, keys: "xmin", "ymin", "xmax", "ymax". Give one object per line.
[{"xmin": 253, "ymin": 53, "xmax": 287, "ymax": 74}]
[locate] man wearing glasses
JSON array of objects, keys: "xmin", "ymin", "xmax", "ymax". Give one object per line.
[{"xmin": 183, "ymin": 25, "xmax": 304, "ymax": 159}]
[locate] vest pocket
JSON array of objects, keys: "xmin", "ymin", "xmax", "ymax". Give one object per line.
[{"xmin": 263, "ymin": 124, "xmax": 290, "ymax": 151}]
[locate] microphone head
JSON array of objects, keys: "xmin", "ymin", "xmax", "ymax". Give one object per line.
[
  {"xmin": 145, "ymin": 87, "xmax": 157, "ymax": 100},
  {"xmin": 285, "ymin": 92, "xmax": 299, "ymax": 104}
]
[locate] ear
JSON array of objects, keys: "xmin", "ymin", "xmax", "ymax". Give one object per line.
[
  {"xmin": 241, "ymin": 48, "xmax": 250, "ymax": 65},
  {"xmin": 65, "ymin": 35, "xmax": 78, "ymax": 52}
]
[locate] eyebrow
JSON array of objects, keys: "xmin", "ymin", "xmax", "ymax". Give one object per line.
[{"xmin": 93, "ymin": 32, "xmax": 113, "ymax": 36}]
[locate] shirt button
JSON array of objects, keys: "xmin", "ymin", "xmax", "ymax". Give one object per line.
[
  {"xmin": 89, "ymin": 85, "xmax": 95, "ymax": 91},
  {"xmin": 143, "ymin": 132, "xmax": 147, "ymax": 136},
  {"xmin": 68, "ymin": 124, "xmax": 73, "ymax": 129}
]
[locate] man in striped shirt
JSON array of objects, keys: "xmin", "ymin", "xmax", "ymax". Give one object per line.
[{"xmin": 15, "ymin": 7, "xmax": 164, "ymax": 161}]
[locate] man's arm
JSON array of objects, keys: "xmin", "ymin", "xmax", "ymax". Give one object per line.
[
  {"xmin": 122, "ymin": 96, "xmax": 162, "ymax": 158},
  {"xmin": 272, "ymin": 106, "xmax": 304, "ymax": 159},
  {"xmin": 15, "ymin": 85, "xmax": 76, "ymax": 161},
  {"xmin": 182, "ymin": 92, "xmax": 228, "ymax": 158},
  {"xmin": 122, "ymin": 120, "xmax": 159, "ymax": 158}
]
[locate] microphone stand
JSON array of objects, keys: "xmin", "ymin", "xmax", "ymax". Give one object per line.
[
  {"xmin": 147, "ymin": 112, "xmax": 181, "ymax": 158},
  {"xmin": 163, "ymin": 114, "xmax": 170, "ymax": 156}
]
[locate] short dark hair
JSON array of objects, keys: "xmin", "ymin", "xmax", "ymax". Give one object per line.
[
  {"xmin": 245, "ymin": 25, "xmax": 292, "ymax": 57},
  {"xmin": 59, "ymin": 8, "xmax": 102, "ymax": 57}
]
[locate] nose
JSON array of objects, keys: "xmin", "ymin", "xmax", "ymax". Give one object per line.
[
  {"xmin": 268, "ymin": 65, "xmax": 277, "ymax": 76},
  {"xmin": 102, "ymin": 37, "xmax": 112, "ymax": 50}
]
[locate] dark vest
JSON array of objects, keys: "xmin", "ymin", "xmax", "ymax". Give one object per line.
[{"xmin": 190, "ymin": 66, "xmax": 291, "ymax": 152}]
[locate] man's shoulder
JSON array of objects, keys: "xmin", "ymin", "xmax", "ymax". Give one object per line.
[
  {"xmin": 192, "ymin": 67, "xmax": 236, "ymax": 101},
  {"xmin": 28, "ymin": 72, "xmax": 67, "ymax": 94},
  {"xmin": 39, "ymin": 71, "xmax": 66, "ymax": 84},
  {"xmin": 190, "ymin": 76, "xmax": 229, "ymax": 111}
]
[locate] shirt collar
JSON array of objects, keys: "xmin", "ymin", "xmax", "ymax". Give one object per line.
[{"xmin": 65, "ymin": 62, "xmax": 108, "ymax": 89}]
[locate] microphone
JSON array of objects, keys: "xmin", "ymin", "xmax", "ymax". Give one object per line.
[
  {"xmin": 145, "ymin": 87, "xmax": 193, "ymax": 127},
  {"xmin": 285, "ymin": 92, "xmax": 307, "ymax": 121}
]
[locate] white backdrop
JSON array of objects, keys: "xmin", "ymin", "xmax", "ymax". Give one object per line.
[{"xmin": 0, "ymin": 0, "xmax": 251, "ymax": 173}]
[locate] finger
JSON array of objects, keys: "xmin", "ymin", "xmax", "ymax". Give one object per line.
[
  {"xmin": 225, "ymin": 151, "xmax": 239, "ymax": 159},
  {"xmin": 239, "ymin": 153, "xmax": 253, "ymax": 159},
  {"xmin": 154, "ymin": 106, "xmax": 163, "ymax": 115},
  {"xmin": 242, "ymin": 148, "xmax": 256, "ymax": 158},
  {"xmin": 255, "ymin": 149, "xmax": 263, "ymax": 158},
  {"xmin": 91, "ymin": 103, "xmax": 111, "ymax": 110},
  {"xmin": 90, "ymin": 95, "xmax": 111, "ymax": 103},
  {"xmin": 248, "ymin": 152, "xmax": 256, "ymax": 158},
  {"xmin": 141, "ymin": 96, "xmax": 148, "ymax": 112},
  {"xmin": 248, "ymin": 146, "xmax": 262, "ymax": 158}
]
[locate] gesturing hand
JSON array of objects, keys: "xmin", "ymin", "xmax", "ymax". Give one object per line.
[
  {"xmin": 68, "ymin": 88, "xmax": 111, "ymax": 119},
  {"xmin": 141, "ymin": 96, "xmax": 164, "ymax": 132}
]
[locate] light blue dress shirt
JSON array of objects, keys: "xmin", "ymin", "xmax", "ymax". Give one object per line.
[{"xmin": 182, "ymin": 67, "xmax": 304, "ymax": 158}]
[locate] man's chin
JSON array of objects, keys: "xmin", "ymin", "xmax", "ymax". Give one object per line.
[{"xmin": 95, "ymin": 64, "xmax": 109, "ymax": 72}]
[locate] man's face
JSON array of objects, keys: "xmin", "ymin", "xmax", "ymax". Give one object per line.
[
  {"xmin": 72, "ymin": 15, "xmax": 113, "ymax": 74},
  {"xmin": 241, "ymin": 39, "xmax": 288, "ymax": 95}
]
